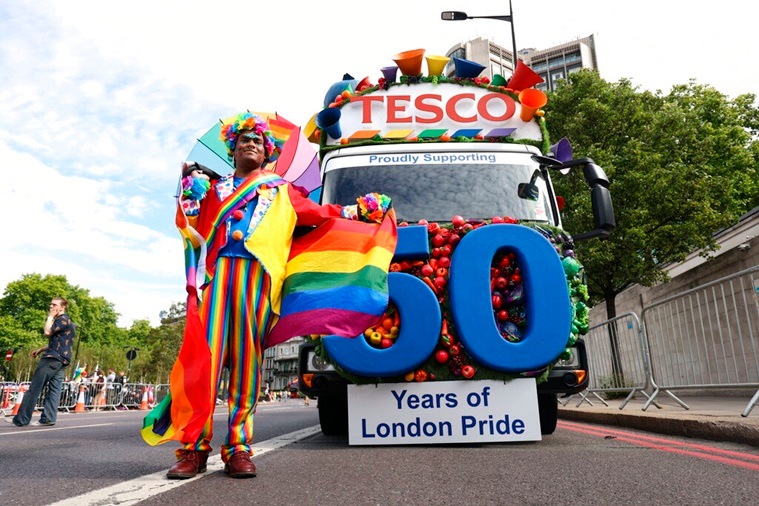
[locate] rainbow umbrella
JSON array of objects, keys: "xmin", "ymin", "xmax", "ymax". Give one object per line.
[{"xmin": 186, "ymin": 111, "xmax": 322, "ymax": 201}]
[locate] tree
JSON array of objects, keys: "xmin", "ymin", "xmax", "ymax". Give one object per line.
[
  {"xmin": 142, "ymin": 302, "xmax": 186, "ymax": 384},
  {"xmin": 547, "ymin": 70, "xmax": 759, "ymax": 320},
  {"xmin": 0, "ymin": 273, "xmax": 71, "ymax": 335}
]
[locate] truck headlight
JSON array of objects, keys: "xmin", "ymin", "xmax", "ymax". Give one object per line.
[
  {"xmin": 308, "ymin": 351, "xmax": 335, "ymax": 372},
  {"xmin": 554, "ymin": 347, "xmax": 580, "ymax": 368}
]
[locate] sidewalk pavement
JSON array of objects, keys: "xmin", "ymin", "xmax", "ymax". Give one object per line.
[{"xmin": 557, "ymin": 391, "xmax": 759, "ymax": 448}]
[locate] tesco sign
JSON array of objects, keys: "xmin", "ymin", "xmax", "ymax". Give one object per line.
[
  {"xmin": 348, "ymin": 91, "xmax": 517, "ymax": 124},
  {"xmin": 333, "ymin": 82, "xmax": 543, "ymax": 142}
]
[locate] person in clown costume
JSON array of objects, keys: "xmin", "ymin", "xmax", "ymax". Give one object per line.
[{"xmin": 143, "ymin": 112, "xmax": 393, "ymax": 479}]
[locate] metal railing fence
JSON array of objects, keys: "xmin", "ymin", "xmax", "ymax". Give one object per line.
[
  {"xmin": 565, "ymin": 312, "xmax": 660, "ymax": 409},
  {"xmin": 573, "ymin": 265, "xmax": 759, "ymax": 416},
  {"xmin": 641, "ymin": 265, "xmax": 759, "ymax": 414}
]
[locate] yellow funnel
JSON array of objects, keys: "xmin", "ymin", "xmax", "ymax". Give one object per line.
[{"xmin": 425, "ymin": 55, "xmax": 450, "ymax": 76}]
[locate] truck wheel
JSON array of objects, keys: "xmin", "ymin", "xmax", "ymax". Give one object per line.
[
  {"xmin": 538, "ymin": 392, "xmax": 558, "ymax": 435},
  {"xmin": 317, "ymin": 394, "xmax": 348, "ymax": 436}
]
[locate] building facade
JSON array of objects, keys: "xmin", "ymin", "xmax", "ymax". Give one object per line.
[
  {"xmin": 590, "ymin": 207, "xmax": 759, "ymax": 323},
  {"xmin": 262, "ymin": 336, "xmax": 306, "ymax": 392},
  {"xmin": 444, "ymin": 34, "xmax": 598, "ymax": 92}
]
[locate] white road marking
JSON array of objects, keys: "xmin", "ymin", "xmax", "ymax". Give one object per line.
[
  {"xmin": 48, "ymin": 425, "xmax": 322, "ymax": 506},
  {"xmin": 0, "ymin": 423, "xmax": 113, "ymax": 435}
]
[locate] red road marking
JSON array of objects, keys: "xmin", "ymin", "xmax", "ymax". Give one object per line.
[{"xmin": 557, "ymin": 420, "xmax": 759, "ymax": 471}]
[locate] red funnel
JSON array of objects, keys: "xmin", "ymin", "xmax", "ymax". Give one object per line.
[{"xmin": 508, "ymin": 60, "xmax": 544, "ymax": 93}]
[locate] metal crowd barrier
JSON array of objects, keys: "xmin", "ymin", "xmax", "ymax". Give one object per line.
[
  {"xmin": 574, "ymin": 265, "xmax": 759, "ymax": 416},
  {"xmin": 0, "ymin": 381, "xmax": 164, "ymax": 415},
  {"xmin": 566, "ymin": 312, "xmax": 661, "ymax": 410},
  {"xmin": 1, "ymin": 378, "xmax": 229, "ymax": 417},
  {"xmin": 641, "ymin": 265, "xmax": 759, "ymax": 414}
]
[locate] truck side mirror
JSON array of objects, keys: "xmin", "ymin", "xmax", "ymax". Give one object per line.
[
  {"xmin": 574, "ymin": 184, "xmax": 615, "ymax": 241},
  {"xmin": 531, "ymin": 155, "xmax": 616, "ymax": 241},
  {"xmin": 517, "ymin": 170, "xmax": 541, "ymax": 201}
]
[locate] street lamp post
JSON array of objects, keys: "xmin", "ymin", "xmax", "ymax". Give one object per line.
[{"xmin": 441, "ymin": 0, "xmax": 518, "ymax": 74}]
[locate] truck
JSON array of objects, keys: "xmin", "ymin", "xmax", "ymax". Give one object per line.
[{"xmin": 297, "ymin": 49, "xmax": 615, "ymax": 445}]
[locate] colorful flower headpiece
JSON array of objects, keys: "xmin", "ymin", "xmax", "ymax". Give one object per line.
[{"xmin": 219, "ymin": 112, "xmax": 280, "ymax": 163}]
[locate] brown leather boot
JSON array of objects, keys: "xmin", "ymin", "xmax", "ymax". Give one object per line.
[
  {"xmin": 167, "ymin": 449, "xmax": 209, "ymax": 479},
  {"xmin": 224, "ymin": 452, "xmax": 257, "ymax": 478}
]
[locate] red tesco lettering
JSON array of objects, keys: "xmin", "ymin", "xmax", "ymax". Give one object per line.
[{"xmin": 350, "ymin": 93, "xmax": 516, "ymax": 125}]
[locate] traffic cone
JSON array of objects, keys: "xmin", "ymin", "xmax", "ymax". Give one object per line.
[
  {"xmin": 139, "ymin": 387, "xmax": 149, "ymax": 410},
  {"xmin": 74, "ymin": 385, "xmax": 86, "ymax": 413},
  {"xmin": 11, "ymin": 385, "xmax": 27, "ymax": 416},
  {"xmin": 1, "ymin": 386, "xmax": 13, "ymax": 409}
]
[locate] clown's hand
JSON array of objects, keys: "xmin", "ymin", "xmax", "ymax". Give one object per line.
[
  {"xmin": 180, "ymin": 162, "xmax": 211, "ymax": 204},
  {"xmin": 357, "ymin": 193, "xmax": 392, "ymax": 223},
  {"xmin": 182, "ymin": 161, "xmax": 212, "ymax": 180}
]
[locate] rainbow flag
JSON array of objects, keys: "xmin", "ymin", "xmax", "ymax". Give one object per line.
[
  {"xmin": 141, "ymin": 290, "xmax": 211, "ymax": 446},
  {"xmin": 71, "ymin": 363, "xmax": 86, "ymax": 382},
  {"xmin": 266, "ymin": 209, "xmax": 397, "ymax": 347}
]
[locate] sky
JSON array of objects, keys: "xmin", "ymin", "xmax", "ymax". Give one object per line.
[{"xmin": 1, "ymin": 1, "xmax": 756, "ymax": 328}]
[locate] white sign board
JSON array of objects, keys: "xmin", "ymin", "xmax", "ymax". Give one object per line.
[
  {"xmin": 327, "ymin": 82, "xmax": 543, "ymax": 146},
  {"xmin": 347, "ymin": 379, "xmax": 541, "ymax": 445}
]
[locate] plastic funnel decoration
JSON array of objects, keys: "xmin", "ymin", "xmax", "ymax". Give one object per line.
[
  {"xmin": 356, "ymin": 76, "xmax": 373, "ymax": 92},
  {"xmin": 507, "ymin": 60, "xmax": 544, "ymax": 93},
  {"xmin": 323, "ymin": 78, "xmax": 358, "ymax": 108},
  {"xmin": 491, "ymin": 74, "xmax": 508, "ymax": 87},
  {"xmin": 452, "ymin": 57, "xmax": 486, "ymax": 79},
  {"xmin": 518, "ymin": 88, "xmax": 548, "ymax": 122},
  {"xmin": 548, "ymin": 137, "xmax": 573, "ymax": 162},
  {"xmin": 392, "ymin": 49, "xmax": 425, "ymax": 76},
  {"xmin": 315, "ymin": 108, "xmax": 342, "ymax": 140},
  {"xmin": 380, "ymin": 65, "xmax": 399, "ymax": 83},
  {"xmin": 425, "ymin": 55, "xmax": 450, "ymax": 76}
]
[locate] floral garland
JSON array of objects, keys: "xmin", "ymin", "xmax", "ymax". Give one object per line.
[{"xmin": 312, "ymin": 216, "xmax": 590, "ymax": 385}]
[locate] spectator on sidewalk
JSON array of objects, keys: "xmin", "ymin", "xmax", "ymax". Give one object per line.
[{"xmin": 6, "ymin": 297, "xmax": 75, "ymax": 427}]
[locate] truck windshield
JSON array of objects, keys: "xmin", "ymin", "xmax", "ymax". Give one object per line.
[{"xmin": 321, "ymin": 151, "xmax": 557, "ymax": 224}]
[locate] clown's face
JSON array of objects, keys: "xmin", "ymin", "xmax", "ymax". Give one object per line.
[{"xmin": 233, "ymin": 130, "xmax": 267, "ymax": 174}]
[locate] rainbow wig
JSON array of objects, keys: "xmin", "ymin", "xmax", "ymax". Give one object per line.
[{"xmin": 219, "ymin": 112, "xmax": 280, "ymax": 164}]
